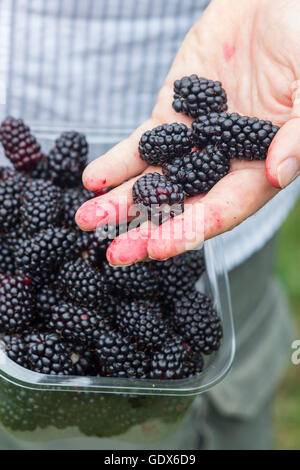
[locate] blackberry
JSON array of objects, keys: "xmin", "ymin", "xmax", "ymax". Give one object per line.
[
  {"xmin": 172, "ymin": 75, "xmax": 228, "ymax": 118},
  {"xmin": 0, "ymin": 241, "xmax": 15, "ymax": 276},
  {"xmin": 172, "ymin": 290, "xmax": 223, "ymax": 355},
  {"xmin": 0, "ymin": 168, "xmax": 27, "ymax": 232},
  {"xmin": 0, "ymin": 275, "xmax": 36, "ymax": 333},
  {"xmin": 155, "ymin": 250, "xmax": 205, "ymax": 304},
  {"xmin": 48, "ymin": 131, "xmax": 88, "ymax": 187},
  {"xmin": 102, "ymin": 260, "xmax": 160, "ymax": 299},
  {"xmin": 94, "ymin": 329, "xmax": 149, "ymax": 378},
  {"xmin": 20, "ymin": 179, "xmax": 63, "ymax": 234},
  {"xmin": 26, "ymin": 333, "xmax": 75, "ymax": 375},
  {"xmin": 138, "ymin": 123, "xmax": 194, "ymax": 166},
  {"xmin": 15, "ymin": 228, "xmax": 78, "ymax": 283},
  {"xmin": 149, "ymin": 334, "xmax": 190, "ymax": 380},
  {"xmin": 35, "ymin": 282, "xmax": 62, "ymax": 326},
  {"xmin": 192, "ymin": 112, "xmax": 279, "ymax": 160},
  {"xmin": 115, "ymin": 299, "xmax": 170, "ymax": 350},
  {"xmin": 49, "ymin": 302, "xmax": 110, "ymax": 345},
  {"xmin": 57, "ymin": 258, "xmax": 109, "ymax": 308},
  {"xmin": 0, "ymin": 117, "xmax": 43, "ymax": 171},
  {"xmin": 132, "ymin": 172, "xmax": 184, "ymax": 225},
  {"xmin": 162, "ymin": 146, "xmax": 230, "ymax": 196}
]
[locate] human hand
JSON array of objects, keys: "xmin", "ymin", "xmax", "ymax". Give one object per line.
[{"xmin": 76, "ymin": 0, "xmax": 300, "ymax": 265}]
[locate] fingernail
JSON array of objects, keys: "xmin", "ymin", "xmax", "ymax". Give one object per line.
[{"xmin": 277, "ymin": 158, "xmax": 300, "ymax": 188}]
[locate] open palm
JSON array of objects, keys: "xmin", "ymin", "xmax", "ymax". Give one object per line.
[{"xmin": 76, "ymin": 0, "xmax": 300, "ymax": 265}]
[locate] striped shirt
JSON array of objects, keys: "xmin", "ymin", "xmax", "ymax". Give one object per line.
[{"xmin": 0, "ymin": 0, "xmax": 299, "ymax": 270}]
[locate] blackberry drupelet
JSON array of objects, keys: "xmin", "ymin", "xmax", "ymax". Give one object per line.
[
  {"xmin": 172, "ymin": 290, "xmax": 223, "ymax": 355},
  {"xmin": 149, "ymin": 334, "xmax": 190, "ymax": 380},
  {"xmin": 132, "ymin": 172, "xmax": 184, "ymax": 225},
  {"xmin": 162, "ymin": 145, "xmax": 230, "ymax": 196},
  {"xmin": 172, "ymin": 75, "xmax": 228, "ymax": 118},
  {"xmin": 57, "ymin": 258, "xmax": 109, "ymax": 308},
  {"xmin": 138, "ymin": 123, "xmax": 194, "ymax": 166},
  {"xmin": 49, "ymin": 302, "xmax": 110, "ymax": 345},
  {"xmin": 48, "ymin": 131, "xmax": 88, "ymax": 187},
  {"xmin": 192, "ymin": 112, "xmax": 279, "ymax": 160},
  {"xmin": 102, "ymin": 260, "xmax": 160, "ymax": 299},
  {"xmin": 115, "ymin": 299, "xmax": 170, "ymax": 350},
  {"xmin": 3, "ymin": 224, "xmax": 26, "ymax": 253},
  {"xmin": 20, "ymin": 179, "xmax": 63, "ymax": 234},
  {"xmin": 15, "ymin": 228, "xmax": 78, "ymax": 283},
  {"xmin": 0, "ymin": 117, "xmax": 44, "ymax": 171},
  {"xmin": 0, "ymin": 275, "xmax": 36, "ymax": 333},
  {"xmin": 94, "ymin": 329, "xmax": 150, "ymax": 378},
  {"xmin": 26, "ymin": 333, "xmax": 75, "ymax": 375},
  {"xmin": 35, "ymin": 282, "xmax": 63, "ymax": 327},
  {"xmin": 0, "ymin": 168, "xmax": 27, "ymax": 232},
  {"xmin": 155, "ymin": 250, "xmax": 205, "ymax": 304}
]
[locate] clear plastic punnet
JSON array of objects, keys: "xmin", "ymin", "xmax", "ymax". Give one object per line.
[{"xmin": 0, "ymin": 236, "xmax": 235, "ymax": 445}]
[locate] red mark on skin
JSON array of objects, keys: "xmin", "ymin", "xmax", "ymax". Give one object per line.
[
  {"xmin": 223, "ymin": 42, "xmax": 236, "ymax": 62},
  {"xmin": 83, "ymin": 175, "xmax": 107, "ymax": 191},
  {"xmin": 204, "ymin": 204, "xmax": 223, "ymax": 238},
  {"xmin": 107, "ymin": 227, "xmax": 151, "ymax": 265}
]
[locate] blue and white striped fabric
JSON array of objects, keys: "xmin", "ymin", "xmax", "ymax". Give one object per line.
[{"xmin": 0, "ymin": 0, "xmax": 299, "ymax": 271}]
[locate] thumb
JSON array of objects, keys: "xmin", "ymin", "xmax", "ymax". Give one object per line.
[{"xmin": 266, "ymin": 117, "xmax": 300, "ymax": 189}]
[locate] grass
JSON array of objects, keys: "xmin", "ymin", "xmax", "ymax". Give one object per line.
[{"xmin": 274, "ymin": 198, "xmax": 300, "ymax": 450}]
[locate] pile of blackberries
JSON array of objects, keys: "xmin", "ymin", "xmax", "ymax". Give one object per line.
[{"xmin": 0, "ymin": 116, "xmax": 222, "ymax": 380}]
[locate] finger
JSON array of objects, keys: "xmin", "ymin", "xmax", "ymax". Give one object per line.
[
  {"xmin": 82, "ymin": 120, "xmax": 153, "ymax": 191},
  {"xmin": 76, "ymin": 166, "xmax": 162, "ymax": 230},
  {"xmin": 266, "ymin": 117, "xmax": 300, "ymax": 188},
  {"xmin": 148, "ymin": 163, "xmax": 279, "ymax": 259},
  {"xmin": 106, "ymin": 221, "xmax": 154, "ymax": 266}
]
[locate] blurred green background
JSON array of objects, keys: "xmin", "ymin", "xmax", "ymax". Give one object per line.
[{"xmin": 274, "ymin": 198, "xmax": 300, "ymax": 450}]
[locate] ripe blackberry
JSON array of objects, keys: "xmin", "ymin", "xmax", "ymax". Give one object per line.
[
  {"xmin": 0, "ymin": 168, "xmax": 27, "ymax": 232},
  {"xmin": 172, "ymin": 290, "xmax": 223, "ymax": 355},
  {"xmin": 162, "ymin": 146, "xmax": 230, "ymax": 196},
  {"xmin": 115, "ymin": 299, "xmax": 170, "ymax": 350},
  {"xmin": 15, "ymin": 228, "xmax": 78, "ymax": 283},
  {"xmin": 94, "ymin": 329, "xmax": 149, "ymax": 378},
  {"xmin": 48, "ymin": 131, "xmax": 88, "ymax": 187},
  {"xmin": 20, "ymin": 179, "xmax": 63, "ymax": 234},
  {"xmin": 0, "ymin": 241, "xmax": 15, "ymax": 276},
  {"xmin": 35, "ymin": 282, "xmax": 63, "ymax": 327},
  {"xmin": 57, "ymin": 258, "xmax": 109, "ymax": 308},
  {"xmin": 172, "ymin": 75, "xmax": 228, "ymax": 118},
  {"xmin": 132, "ymin": 172, "xmax": 184, "ymax": 225},
  {"xmin": 192, "ymin": 112, "xmax": 279, "ymax": 160},
  {"xmin": 0, "ymin": 275, "xmax": 36, "ymax": 333},
  {"xmin": 0, "ymin": 117, "xmax": 44, "ymax": 171},
  {"xmin": 102, "ymin": 260, "xmax": 160, "ymax": 299},
  {"xmin": 149, "ymin": 334, "xmax": 190, "ymax": 380},
  {"xmin": 183, "ymin": 353, "xmax": 204, "ymax": 377},
  {"xmin": 26, "ymin": 333, "xmax": 75, "ymax": 375},
  {"xmin": 49, "ymin": 302, "xmax": 110, "ymax": 345},
  {"xmin": 155, "ymin": 250, "xmax": 205, "ymax": 304},
  {"xmin": 138, "ymin": 123, "xmax": 194, "ymax": 166}
]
